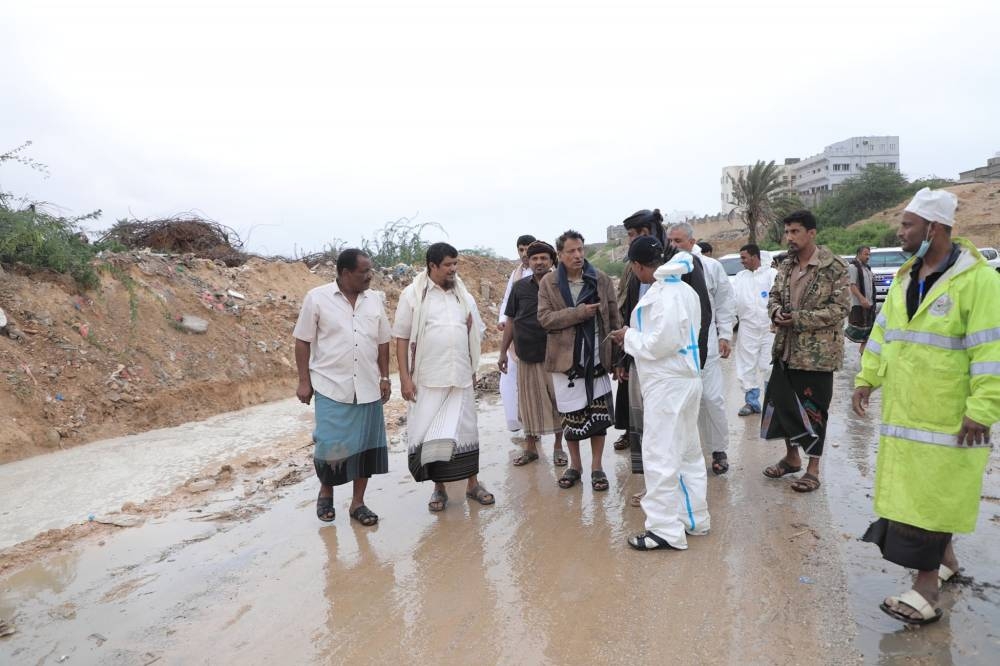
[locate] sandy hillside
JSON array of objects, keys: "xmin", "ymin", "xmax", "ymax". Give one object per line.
[{"xmin": 0, "ymin": 252, "xmax": 514, "ymax": 464}]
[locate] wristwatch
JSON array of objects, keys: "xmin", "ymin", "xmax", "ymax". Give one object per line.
[{"xmin": 379, "ymin": 377, "xmax": 390, "ymax": 382}]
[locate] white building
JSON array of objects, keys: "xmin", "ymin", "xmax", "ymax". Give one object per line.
[
  {"xmin": 792, "ymin": 136, "xmax": 899, "ymax": 198},
  {"xmin": 720, "ymin": 160, "xmax": 798, "ymax": 215},
  {"xmin": 721, "ymin": 135, "xmax": 900, "ymax": 213}
]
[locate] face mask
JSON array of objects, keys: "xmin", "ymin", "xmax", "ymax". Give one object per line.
[{"xmin": 914, "ymin": 225, "xmax": 933, "ymax": 259}]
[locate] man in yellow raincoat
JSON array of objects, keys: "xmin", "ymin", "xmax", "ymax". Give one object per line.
[{"xmin": 852, "ymin": 188, "xmax": 1000, "ymax": 625}]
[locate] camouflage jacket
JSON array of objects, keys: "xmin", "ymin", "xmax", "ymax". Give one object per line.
[{"xmin": 768, "ymin": 246, "xmax": 850, "ymax": 372}]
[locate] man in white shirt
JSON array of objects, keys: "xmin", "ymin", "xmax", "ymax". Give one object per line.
[
  {"xmin": 394, "ymin": 243, "xmax": 494, "ymax": 512},
  {"xmin": 293, "ymin": 249, "xmax": 391, "ymax": 526},
  {"xmin": 497, "ymin": 234, "xmax": 536, "ymax": 433},
  {"xmin": 733, "ymin": 244, "xmax": 777, "ymax": 416},
  {"xmin": 667, "ymin": 223, "xmax": 737, "ymax": 475}
]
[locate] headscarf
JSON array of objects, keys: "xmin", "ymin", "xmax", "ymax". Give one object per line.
[
  {"xmin": 622, "ymin": 209, "xmax": 666, "ymax": 247},
  {"xmin": 525, "ymin": 240, "xmax": 557, "ymax": 261}
]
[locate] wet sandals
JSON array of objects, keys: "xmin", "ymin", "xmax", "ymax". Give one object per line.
[
  {"xmin": 612, "ymin": 433, "xmax": 630, "ymax": 451},
  {"xmin": 350, "ymin": 504, "xmax": 378, "ymax": 526},
  {"xmin": 552, "ymin": 449, "xmax": 568, "ymax": 467},
  {"xmin": 791, "ymin": 473, "xmax": 821, "ymax": 493},
  {"xmin": 880, "ymin": 589, "xmax": 943, "ymax": 625},
  {"xmin": 512, "ymin": 450, "xmax": 540, "ymax": 466},
  {"xmin": 627, "ymin": 530, "xmax": 678, "ymax": 551},
  {"xmin": 316, "ymin": 494, "xmax": 335, "ymax": 522},
  {"xmin": 591, "ymin": 470, "xmax": 609, "ymax": 492},
  {"xmin": 466, "ymin": 484, "xmax": 495, "ymax": 506},
  {"xmin": 558, "ymin": 468, "xmax": 582, "ymax": 489},
  {"xmin": 938, "ymin": 563, "xmax": 960, "ymax": 589},
  {"xmin": 711, "ymin": 451, "xmax": 729, "ymax": 475},
  {"xmin": 428, "ymin": 489, "xmax": 448, "ymax": 512},
  {"xmin": 763, "ymin": 459, "xmax": 802, "ymax": 478}
]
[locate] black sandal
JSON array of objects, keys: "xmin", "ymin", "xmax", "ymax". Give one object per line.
[
  {"xmin": 350, "ymin": 504, "xmax": 378, "ymax": 526},
  {"xmin": 316, "ymin": 495, "xmax": 335, "ymax": 522},
  {"xmin": 591, "ymin": 470, "xmax": 609, "ymax": 492},
  {"xmin": 558, "ymin": 468, "xmax": 581, "ymax": 489},
  {"xmin": 612, "ymin": 433, "xmax": 629, "ymax": 451},
  {"xmin": 627, "ymin": 530, "xmax": 678, "ymax": 551},
  {"xmin": 711, "ymin": 451, "xmax": 729, "ymax": 475}
]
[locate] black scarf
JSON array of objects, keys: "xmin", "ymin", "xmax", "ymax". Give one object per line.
[
  {"xmin": 850, "ymin": 258, "xmax": 870, "ymax": 298},
  {"xmin": 557, "ymin": 260, "xmax": 602, "ymax": 402}
]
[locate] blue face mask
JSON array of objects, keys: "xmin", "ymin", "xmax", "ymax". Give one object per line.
[{"xmin": 913, "ymin": 225, "xmax": 932, "ymax": 259}]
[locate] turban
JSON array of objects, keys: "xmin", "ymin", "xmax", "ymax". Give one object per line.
[
  {"xmin": 526, "ymin": 240, "xmax": 557, "ymax": 260},
  {"xmin": 622, "ymin": 209, "xmax": 663, "ymax": 230},
  {"xmin": 904, "ymin": 187, "xmax": 958, "ymax": 226}
]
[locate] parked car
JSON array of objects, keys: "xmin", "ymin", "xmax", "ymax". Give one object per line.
[
  {"xmin": 977, "ymin": 247, "xmax": 1000, "ymax": 272},
  {"xmin": 717, "ymin": 253, "xmax": 743, "ymax": 287},
  {"xmin": 868, "ymin": 247, "xmax": 912, "ymax": 303}
]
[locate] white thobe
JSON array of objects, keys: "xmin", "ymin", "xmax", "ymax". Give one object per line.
[
  {"xmin": 499, "ymin": 265, "xmax": 533, "ymax": 431},
  {"xmin": 624, "ymin": 267, "xmax": 709, "ymax": 549}
]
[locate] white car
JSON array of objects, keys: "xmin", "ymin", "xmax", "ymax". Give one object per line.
[
  {"xmin": 868, "ymin": 248, "xmax": 912, "ymax": 303},
  {"xmin": 978, "ymin": 247, "xmax": 1000, "ymax": 271},
  {"xmin": 717, "ymin": 253, "xmax": 743, "ymax": 288}
]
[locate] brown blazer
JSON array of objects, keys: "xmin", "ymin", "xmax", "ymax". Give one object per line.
[{"xmin": 536, "ymin": 267, "xmax": 621, "ymax": 374}]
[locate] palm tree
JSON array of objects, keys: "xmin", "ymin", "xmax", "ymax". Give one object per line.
[{"xmin": 727, "ymin": 160, "xmax": 787, "ymax": 245}]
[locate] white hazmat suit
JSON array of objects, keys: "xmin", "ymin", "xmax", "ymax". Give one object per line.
[
  {"xmin": 733, "ymin": 254, "xmax": 776, "ymax": 413},
  {"xmin": 624, "ymin": 253, "xmax": 709, "ymax": 549},
  {"xmin": 691, "ymin": 246, "xmax": 736, "ymax": 458}
]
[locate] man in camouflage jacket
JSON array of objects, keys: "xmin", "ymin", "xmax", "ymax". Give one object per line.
[{"xmin": 761, "ymin": 210, "xmax": 850, "ymax": 493}]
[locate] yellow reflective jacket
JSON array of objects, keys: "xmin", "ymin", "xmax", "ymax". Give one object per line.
[{"xmin": 856, "ymin": 238, "xmax": 1000, "ymax": 533}]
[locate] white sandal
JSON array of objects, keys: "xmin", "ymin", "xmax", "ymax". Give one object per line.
[{"xmin": 880, "ymin": 589, "xmax": 943, "ymax": 625}]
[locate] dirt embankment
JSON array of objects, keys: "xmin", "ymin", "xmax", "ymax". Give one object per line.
[{"xmin": 0, "ymin": 253, "xmax": 514, "ymax": 464}]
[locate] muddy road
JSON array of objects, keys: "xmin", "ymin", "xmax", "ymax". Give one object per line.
[{"xmin": 1, "ymin": 350, "xmax": 998, "ymax": 665}]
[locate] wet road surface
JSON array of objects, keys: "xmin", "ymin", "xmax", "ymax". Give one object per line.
[{"xmin": 1, "ymin": 349, "xmax": 998, "ymax": 665}]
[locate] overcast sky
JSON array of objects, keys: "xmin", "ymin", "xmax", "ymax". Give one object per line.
[{"xmin": 2, "ymin": 0, "xmax": 998, "ymax": 259}]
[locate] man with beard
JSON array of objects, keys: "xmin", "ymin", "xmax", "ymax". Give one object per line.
[
  {"xmin": 499, "ymin": 241, "xmax": 567, "ymax": 467},
  {"xmin": 761, "ymin": 211, "xmax": 849, "ymax": 493},
  {"xmin": 853, "ymin": 188, "xmax": 1000, "ymax": 625},
  {"xmin": 394, "ymin": 242, "xmax": 494, "ymax": 511}
]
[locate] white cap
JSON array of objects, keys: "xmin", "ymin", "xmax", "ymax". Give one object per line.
[{"xmin": 904, "ymin": 187, "xmax": 958, "ymax": 227}]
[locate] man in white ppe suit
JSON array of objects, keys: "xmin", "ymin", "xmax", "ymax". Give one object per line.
[
  {"xmin": 609, "ymin": 238, "xmax": 709, "ymax": 551},
  {"xmin": 733, "ymin": 243, "xmax": 777, "ymax": 416},
  {"xmin": 666, "ymin": 223, "xmax": 736, "ymax": 475}
]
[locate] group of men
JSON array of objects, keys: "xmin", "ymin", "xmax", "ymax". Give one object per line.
[{"xmin": 293, "ymin": 187, "xmax": 1000, "ymax": 627}]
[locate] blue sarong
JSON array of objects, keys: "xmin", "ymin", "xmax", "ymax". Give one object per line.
[{"xmin": 313, "ymin": 392, "xmax": 388, "ymax": 486}]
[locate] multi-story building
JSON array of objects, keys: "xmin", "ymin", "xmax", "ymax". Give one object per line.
[
  {"xmin": 792, "ymin": 136, "xmax": 899, "ymax": 201},
  {"xmin": 721, "ymin": 135, "xmax": 900, "ymax": 212},
  {"xmin": 959, "ymin": 152, "xmax": 1000, "ymax": 181}
]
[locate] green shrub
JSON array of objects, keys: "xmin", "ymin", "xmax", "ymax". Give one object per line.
[{"xmin": 0, "ymin": 208, "xmax": 100, "ymax": 289}]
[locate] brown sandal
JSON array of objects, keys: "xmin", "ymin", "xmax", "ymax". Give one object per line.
[
  {"xmin": 763, "ymin": 459, "xmax": 802, "ymax": 479},
  {"xmin": 466, "ymin": 484, "xmax": 495, "ymax": 505},
  {"xmin": 791, "ymin": 473, "xmax": 821, "ymax": 493}
]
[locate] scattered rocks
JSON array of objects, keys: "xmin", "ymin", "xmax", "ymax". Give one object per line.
[
  {"xmin": 185, "ymin": 478, "xmax": 217, "ymax": 493},
  {"xmin": 179, "ymin": 315, "xmax": 209, "ymax": 334},
  {"xmin": 93, "ymin": 514, "xmax": 144, "ymax": 528}
]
